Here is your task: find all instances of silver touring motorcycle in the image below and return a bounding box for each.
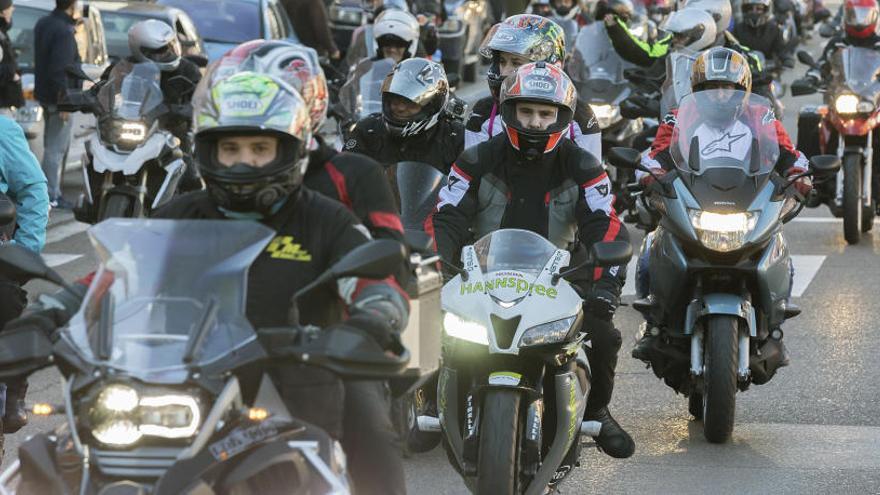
[0,219,409,494]
[609,90,839,443]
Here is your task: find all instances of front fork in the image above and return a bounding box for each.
[690,326,751,384]
[835,133,874,208]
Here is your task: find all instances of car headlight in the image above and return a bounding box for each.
[87,384,201,447]
[329,5,363,24]
[118,121,147,143]
[589,103,622,129]
[834,94,859,114]
[439,18,463,32]
[688,210,757,252]
[519,315,578,347]
[15,104,42,123]
[443,312,489,345]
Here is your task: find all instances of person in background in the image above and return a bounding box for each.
[281,0,341,61]
[0,0,25,116]
[0,112,49,433]
[34,0,81,209]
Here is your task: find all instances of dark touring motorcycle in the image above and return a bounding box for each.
[609,90,839,443]
[432,229,631,493]
[0,219,409,494]
[60,61,194,223]
[793,47,880,244]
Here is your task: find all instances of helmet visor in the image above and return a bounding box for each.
[142,40,181,65]
[845,5,879,29]
[479,20,563,63]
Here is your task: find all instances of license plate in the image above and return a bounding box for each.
[209,421,280,460]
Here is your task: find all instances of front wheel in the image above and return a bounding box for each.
[702,315,739,443]
[843,154,863,244]
[476,389,521,494]
[99,194,132,220]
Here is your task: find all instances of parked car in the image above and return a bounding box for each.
[86,1,206,62]
[152,0,299,60]
[9,0,109,161]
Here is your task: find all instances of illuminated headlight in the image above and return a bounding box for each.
[688,210,757,252]
[87,384,201,447]
[520,315,578,347]
[834,94,859,114]
[443,312,489,345]
[119,121,147,143]
[439,18,463,32]
[329,5,363,24]
[589,103,622,129]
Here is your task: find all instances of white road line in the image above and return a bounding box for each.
[45,221,89,245]
[792,216,880,224]
[621,254,826,298]
[43,254,84,268]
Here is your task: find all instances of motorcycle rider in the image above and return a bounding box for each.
[93,19,203,192]
[344,57,464,174]
[465,14,602,161]
[632,47,811,362]
[372,9,422,64]
[431,62,635,459]
[210,40,406,246]
[731,0,796,69]
[0,115,49,433]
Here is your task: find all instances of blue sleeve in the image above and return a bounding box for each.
[0,118,49,252]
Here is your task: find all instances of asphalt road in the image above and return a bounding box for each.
[3,30,880,495]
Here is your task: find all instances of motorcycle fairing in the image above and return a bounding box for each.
[88,131,172,175]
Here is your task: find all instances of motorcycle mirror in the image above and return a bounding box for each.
[818,23,835,38]
[790,78,818,97]
[814,9,831,23]
[688,135,701,172]
[607,147,644,171]
[809,154,841,176]
[797,50,818,68]
[0,244,71,290]
[64,64,94,83]
[591,241,633,267]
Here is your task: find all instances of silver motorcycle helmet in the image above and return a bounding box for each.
[381,58,449,137]
[685,0,732,37]
[661,8,717,51]
[128,19,182,72]
[742,0,772,27]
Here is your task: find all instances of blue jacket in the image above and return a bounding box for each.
[0,116,48,252]
[34,9,80,105]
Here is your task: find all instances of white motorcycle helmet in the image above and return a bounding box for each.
[661,8,717,51]
[372,9,420,60]
[128,19,182,72]
[685,0,732,37]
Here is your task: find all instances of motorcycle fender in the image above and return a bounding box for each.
[89,132,169,175]
[685,293,757,337]
[150,158,186,210]
[524,370,587,495]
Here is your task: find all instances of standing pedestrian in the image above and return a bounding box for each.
[280,0,341,61]
[0,0,25,117]
[34,0,80,209]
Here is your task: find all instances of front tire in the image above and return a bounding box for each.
[702,316,739,443]
[477,389,521,494]
[99,194,132,220]
[843,154,863,244]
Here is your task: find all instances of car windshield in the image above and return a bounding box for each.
[63,219,275,383]
[158,0,261,43]
[100,11,154,58]
[8,6,44,70]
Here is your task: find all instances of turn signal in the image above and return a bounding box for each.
[248,407,269,421]
[33,403,54,416]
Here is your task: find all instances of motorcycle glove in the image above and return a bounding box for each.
[346,311,404,354]
[584,287,620,322]
[3,307,72,341]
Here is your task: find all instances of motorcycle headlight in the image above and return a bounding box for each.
[87,384,202,447]
[519,315,578,347]
[118,121,147,143]
[329,5,363,24]
[834,94,859,114]
[589,103,622,129]
[688,210,757,252]
[443,312,489,346]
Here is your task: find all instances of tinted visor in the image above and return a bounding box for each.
[142,42,180,64]
[845,5,879,28]
[669,25,706,48]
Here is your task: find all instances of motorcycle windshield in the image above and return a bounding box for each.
[98,61,164,123]
[660,48,698,116]
[63,219,276,383]
[472,229,558,301]
[671,90,779,176]
[340,58,395,120]
[830,46,880,96]
[394,162,446,230]
[568,24,631,103]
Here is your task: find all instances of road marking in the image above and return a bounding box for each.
[43,254,83,268]
[621,254,825,298]
[792,216,880,224]
[45,221,89,245]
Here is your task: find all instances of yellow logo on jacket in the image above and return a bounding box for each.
[266,236,312,261]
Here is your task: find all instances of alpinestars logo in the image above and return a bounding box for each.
[447,174,461,190]
[701,132,747,156]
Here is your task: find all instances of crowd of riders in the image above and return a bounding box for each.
[1,0,878,491]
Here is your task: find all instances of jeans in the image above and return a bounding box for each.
[40,104,72,200]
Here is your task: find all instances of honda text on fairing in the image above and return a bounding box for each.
[793,47,880,244]
[422,229,631,493]
[0,219,410,494]
[609,90,839,443]
[60,61,194,222]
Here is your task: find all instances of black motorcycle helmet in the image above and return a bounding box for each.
[192,72,312,215]
[742,0,772,27]
[381,58,449,137]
